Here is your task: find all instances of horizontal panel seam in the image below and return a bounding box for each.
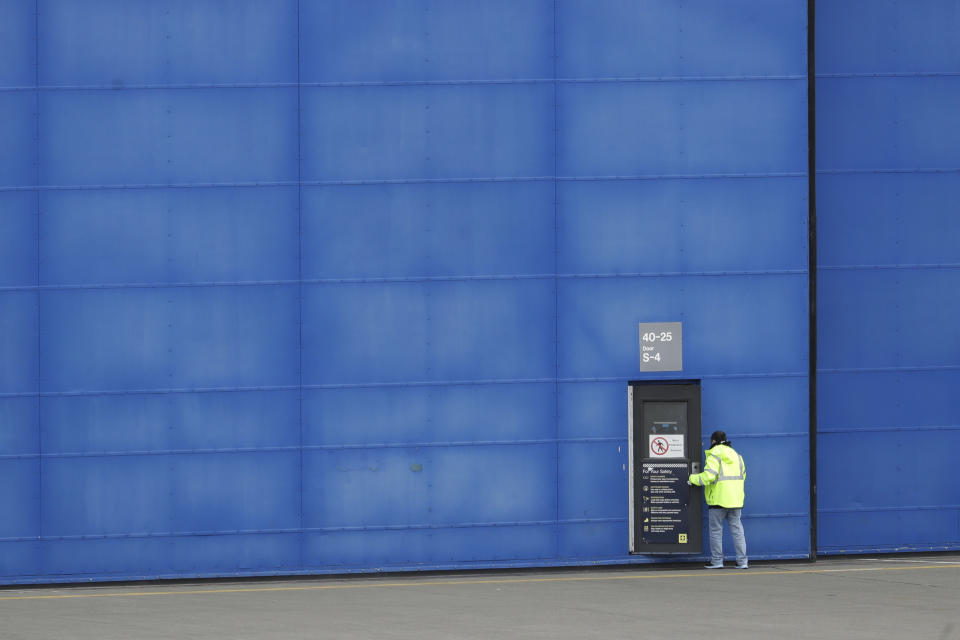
[0,521,597,542]
[0,270,809,292]
[0,432,808,459]
[0,513,807,542]
[0,438,623,459]
[0,75,807,92]
[818,365,960,374]
[0,172,808,192]
[819,264,960,271]
[728,432,806,439]
[818,72,960,79]
[0,373,809,399]
[820,505,960,514]
[817,168,960,176]
[819,425,960,434]
[818,544,960,554]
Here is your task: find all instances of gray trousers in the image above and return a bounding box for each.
[708,507,748,567]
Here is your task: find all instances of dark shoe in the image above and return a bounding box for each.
[736,564,749,570]
[704,563,724,569]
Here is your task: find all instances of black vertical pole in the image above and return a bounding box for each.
[807,0,818,562]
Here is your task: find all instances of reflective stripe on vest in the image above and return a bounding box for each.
[714,454,745,482]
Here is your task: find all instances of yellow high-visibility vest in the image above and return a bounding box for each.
[688,444,745,508]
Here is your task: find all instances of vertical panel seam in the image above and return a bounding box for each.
[35,0,42,543]
[296,0,304,569]
[807,0,818,562]
[553,0,561,559]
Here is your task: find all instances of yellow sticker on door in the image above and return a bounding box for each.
[679,534,688,544]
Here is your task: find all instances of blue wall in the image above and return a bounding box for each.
[816,0,960,554]
[3,1,811,584]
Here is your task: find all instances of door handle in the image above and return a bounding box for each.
[691,462,700,474]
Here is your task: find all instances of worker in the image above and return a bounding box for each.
[688,430,747,569]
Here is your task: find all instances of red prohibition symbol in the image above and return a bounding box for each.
[651,437,669,455]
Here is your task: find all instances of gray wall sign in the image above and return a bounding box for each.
[638,322,683,372]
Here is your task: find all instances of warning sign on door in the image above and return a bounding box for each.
[649,434,684,458]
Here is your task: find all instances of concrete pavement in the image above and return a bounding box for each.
[2,555,959,639]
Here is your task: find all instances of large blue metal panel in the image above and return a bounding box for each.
[40,88,298,186]
[166,533,299,575]
[817,77,960,172]
[0,459,38,539]
[818,0,960,74]
[42,391,299,454]
[819,428,959,552]
[0,0,35,87]
[303,444,556,528]
[40,538,172,577]
[558,275,808,378]
[301,84,554,181]
[704,379,811,556]
[43,534,298,579]
[819,173,960,267]
[304,383,556,447]
[819,509,960,553]
[819,270,960,370]
[817,0,960,555]
[0,397,37,455]
[738,434,808,518]
[819,371,960,553]
[559,81,806,176]
[408,525,558,564]
[303,280,556,385]
[820,370,960,431]
[2,0,817,584]
[306,530,421,567]
[42,455,174,536]
[819,430,955,513]
[302,182,555,280]
[301,0,553,83]
[0,192,37,287]
[559,0,807,78]
[737,516,809,557]
[559,521,625,559]
[305,525,557,568]
[558,441,625,521]
[558,178,807,275]
[729,463,810,551]
[40,188,298,286]
[0,541,39,578]
[0,31,37,520]
[39,0,297,86]
[702,377,809,437]
[40,286,299,392]
[43,452,299,537]
[558,382,630,440]
[0,291,38,394]
[167,452,300,533]
[0,93,37,187]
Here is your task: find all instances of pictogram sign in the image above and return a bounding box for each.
[649,434,684,458]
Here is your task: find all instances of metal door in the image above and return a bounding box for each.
[629,381,702,554]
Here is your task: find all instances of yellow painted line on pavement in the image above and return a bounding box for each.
[1,564,957,602]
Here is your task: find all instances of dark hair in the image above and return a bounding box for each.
[710,430,731,446]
